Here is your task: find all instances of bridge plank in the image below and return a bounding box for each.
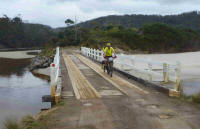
[63,53,101,99]
[63,54,81,100]
[76,54,149,95]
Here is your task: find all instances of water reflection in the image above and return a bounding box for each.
[0,57,50,128]
[0,58,30,77]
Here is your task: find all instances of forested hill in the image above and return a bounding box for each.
[0,16,55,49]
[78,11,200,32]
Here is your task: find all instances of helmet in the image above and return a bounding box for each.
[107,43,111,46]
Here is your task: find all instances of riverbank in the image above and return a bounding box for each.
[29,56,53,71]
[0,50,40,59]
[0,47,43,52]
[29,46,55,71]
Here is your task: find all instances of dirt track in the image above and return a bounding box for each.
[45,49,200,129]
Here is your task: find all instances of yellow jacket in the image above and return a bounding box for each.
[104,47,114,56]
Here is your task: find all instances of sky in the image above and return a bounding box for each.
[0,0,199,28]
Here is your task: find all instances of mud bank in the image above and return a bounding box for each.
[29,56,53,71]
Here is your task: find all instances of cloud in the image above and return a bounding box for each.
[0,0,199,28]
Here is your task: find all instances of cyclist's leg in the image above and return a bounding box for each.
[110,61,113,72]
[102,60,104,70]
[106,57,110,74]
[109,62,113,77]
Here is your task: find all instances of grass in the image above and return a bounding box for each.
[3,115,49,129]
[192,93,200,103]
[3,104,62,129]
[39,47,56,57]
[3,119,20,129]
[181,92,200,103]
[3,99,65,129]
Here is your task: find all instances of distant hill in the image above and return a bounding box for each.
[77,11,200,32]
[0,16,56,49]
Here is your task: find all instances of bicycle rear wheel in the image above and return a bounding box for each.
[109,62,113,77]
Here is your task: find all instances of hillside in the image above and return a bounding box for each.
[1,11,200,53]
[0,16,56,49]
[56,23,200,53]
[77,11,200,32]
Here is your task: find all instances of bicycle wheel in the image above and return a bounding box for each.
[110,62,113,77]
[107,66,110,75]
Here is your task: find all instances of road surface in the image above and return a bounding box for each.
[45,49,200,129]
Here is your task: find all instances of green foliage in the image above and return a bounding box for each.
[65,19,74,26]
[54,22,200,53]
[3,119,20,129]
[4,115,51,129]
[181,93,200,103]
[0,15,56,49]
[39,42,56,57]
[77,11,200,32]
[192,93,200,103]
[20,115,40,129]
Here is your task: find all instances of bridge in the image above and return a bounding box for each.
[48,47,200,129]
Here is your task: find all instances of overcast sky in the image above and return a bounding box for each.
[0,0,199,28]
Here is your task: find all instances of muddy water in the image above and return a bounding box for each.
[182,79,200,96]
[0,58,50,128]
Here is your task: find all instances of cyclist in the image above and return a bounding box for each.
[104,43,116,74]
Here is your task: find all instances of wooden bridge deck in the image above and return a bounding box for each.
[50,49,200,129]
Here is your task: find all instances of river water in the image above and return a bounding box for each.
[0,52,50,128]
[115,51,200,96]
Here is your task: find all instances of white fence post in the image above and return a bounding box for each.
[101,51,104,61]
[174,62,181,91]
[50,47,60,99]
[97,49,99,61]
[163,63,169,82]
[94,49,96,60]
[50,64,56,97]
[88,48,90,57]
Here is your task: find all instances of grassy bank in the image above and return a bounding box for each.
[39,44,56,57]
[181,93,200,103]
[3,102,64,129]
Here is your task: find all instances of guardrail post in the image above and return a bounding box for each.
[96,49,98,60]
[163,63,169,82]
[93,49,95,59]
[91,48,93,58]
[97,49,99,61]
[101,51,104,61]
[89,48,91,57]
[148,58,152,82]
[50,63,56,98]
[169,62,181,97]
[94,49,96,60]
[175,62,181,91]
[87,48,89,57]
[49,47,61,103]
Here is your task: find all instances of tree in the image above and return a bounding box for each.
[0,15,56,48]
[65,19,74,26]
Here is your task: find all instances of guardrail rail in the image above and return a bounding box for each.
[81,47,181,97]
[50,47,62,103]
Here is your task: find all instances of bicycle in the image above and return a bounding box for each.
[104,56,116,77]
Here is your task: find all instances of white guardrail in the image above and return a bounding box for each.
[50,47,62,103]
[81,47,181,91]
